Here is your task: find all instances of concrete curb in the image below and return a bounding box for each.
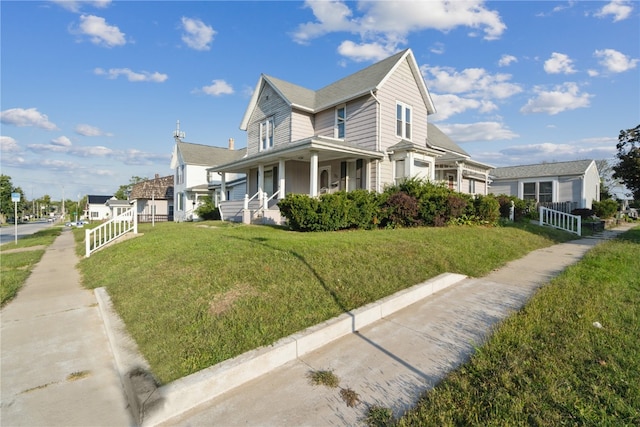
[138,272,467,426]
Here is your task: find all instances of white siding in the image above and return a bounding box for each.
[583,162,600,208]
[489,181,518,196]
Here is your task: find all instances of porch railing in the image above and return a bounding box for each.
[85,201,138,257]
[538,201,578,214]
[539,206,581,236]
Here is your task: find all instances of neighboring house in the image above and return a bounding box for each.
[170,138,245,222]
[489,159,601,210]
[210,48,491,223]
[129,174,174,222]
[106,198,132,218]
[87,195,112,221]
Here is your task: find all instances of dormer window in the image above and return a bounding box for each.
[260,117,275,151]
[396,102,412,140]
[335,105,346,139]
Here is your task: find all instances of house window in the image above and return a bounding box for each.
[469,179,476,194]
[176,165,184,185]
[91,211,98,218]
[395,159,406,184]
[396,102,412,140]
[539,181,553,203]
[260,117,275,151]
[335,105,346,139]
[523,181,553,203]
[523,182,536,201]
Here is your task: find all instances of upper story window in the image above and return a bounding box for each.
[176,165,184,185]
[260,117,275,151]
[335,105,346,139]
[396,102,412,140]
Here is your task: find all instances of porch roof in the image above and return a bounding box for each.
[210,136,385,173]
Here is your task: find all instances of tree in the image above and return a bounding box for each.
[612,124,640,201]
[114,176,147,200]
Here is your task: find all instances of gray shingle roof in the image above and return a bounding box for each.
[262,49,414,112]
[491,159,595,179]
[427,123,469,157]
[177,141,245,166]
[88,195,112,204]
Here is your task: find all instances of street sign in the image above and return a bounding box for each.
[11,192,20,202]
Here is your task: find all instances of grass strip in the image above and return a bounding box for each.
[0,250,46,306]
[78,221,575,384]
[397,227,640,426]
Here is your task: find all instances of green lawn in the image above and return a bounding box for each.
[78,221,576,384]
[396,227,640,426]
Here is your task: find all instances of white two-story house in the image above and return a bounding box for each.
[211,48,491,223]
[170,138,245,222]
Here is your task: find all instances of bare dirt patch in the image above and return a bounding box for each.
[209,283,258,316]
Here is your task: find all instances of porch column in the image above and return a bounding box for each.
[220,172,227,201]
[456,162,463,192]
[278,159,286,198]
[258,163,264,200]
[484,171,489,195]
[310,151,318,197]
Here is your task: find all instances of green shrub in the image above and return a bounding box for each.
[495,194,527,220]
[195,196,220,220]
[346,189,381,229]
[592,199,619,219]
[277,194,320,231]
[472,194,501,225]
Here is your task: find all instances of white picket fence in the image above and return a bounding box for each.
[85,201,138,257]
[539,206,581,236]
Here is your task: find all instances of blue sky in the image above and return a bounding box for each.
[1,0,638,201]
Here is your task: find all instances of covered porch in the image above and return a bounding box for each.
[212,136,384,224]
[435,155,492,196]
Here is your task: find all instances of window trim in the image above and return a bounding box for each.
[335,105,346,139]
[260,116,275,151]
[396,101,412,140]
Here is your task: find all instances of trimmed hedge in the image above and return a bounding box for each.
[278,178,502,232]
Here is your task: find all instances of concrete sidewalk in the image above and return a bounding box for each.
[1,223,635,427]
[1,229,134,426]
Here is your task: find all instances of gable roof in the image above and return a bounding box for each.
[173,141,245,167]
[87,195,112,205]
[491,159,596,180]
[240,48,435,130]
[427,123,469,157]
[129,175,174,200]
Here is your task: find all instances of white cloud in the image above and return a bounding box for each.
[498,54,517,67]
[337,41,396,62]
[594,0,633,22]
[27,143,69,153]
[594,49,639,73]
[437,122,519,142]
[292,0,506,61]
[520,82,592,115]
[0,108,58,131]
[75,14,126,47]
[180,17,215,51]
[51,136,72,147]
[198,80,234,96]
[424,65,522,99]
[544,52,576,74]
[94,67,168,82]
[0,136,20,152]
[52,0,111,13]
[430,94,497,121]
[75,124,112,137]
